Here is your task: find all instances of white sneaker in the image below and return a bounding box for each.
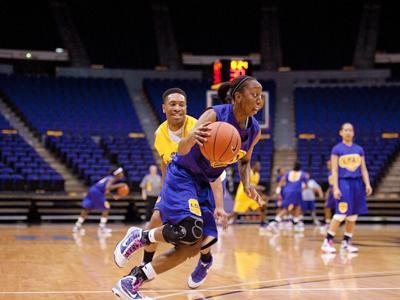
[340,240,358,253]
[321,239,336,253]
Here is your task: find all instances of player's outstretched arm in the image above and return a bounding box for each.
[210,176,228,229]
[238,130,264,206]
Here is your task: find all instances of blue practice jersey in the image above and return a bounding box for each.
[284,171,307,194]
[91,175,114,194]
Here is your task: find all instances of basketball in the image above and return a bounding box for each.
[200,121,241,164]
[117,184,130,197]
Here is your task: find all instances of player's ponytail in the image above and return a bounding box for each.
[217,82,232,104]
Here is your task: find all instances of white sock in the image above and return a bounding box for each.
[148,229,157,243]
[142,263,157,280]
[76,216,85,227]
[99,217,107,228]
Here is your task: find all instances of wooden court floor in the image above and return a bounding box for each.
[1,223,399,299]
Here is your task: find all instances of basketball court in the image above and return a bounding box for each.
[1,224,399,299]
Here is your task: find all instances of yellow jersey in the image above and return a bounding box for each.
[154,115,197,165]
[234,170,261,212]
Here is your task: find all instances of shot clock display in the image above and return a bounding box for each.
[212,59,252,86]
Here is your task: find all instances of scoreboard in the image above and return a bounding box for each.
[212,59,252,86]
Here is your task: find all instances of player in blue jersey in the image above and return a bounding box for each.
[268,162,307,232]
[112,76,264,300]
[321,123,372,253]
[72,167,125,234]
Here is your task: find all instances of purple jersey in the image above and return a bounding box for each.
[174,104,260,186]
[284,171,307,194]
[92,175,113,194]
[331,142,364,178]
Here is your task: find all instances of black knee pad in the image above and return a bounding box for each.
[162,217,203,245]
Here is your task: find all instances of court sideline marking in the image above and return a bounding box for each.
[0,270,399,296]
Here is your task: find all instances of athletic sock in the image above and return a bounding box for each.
[326,230,335,242]
[343,232,352,243]
[99,217,107,228]
[143,250,155,264]
[75,216,84,227]
[200,252,212,263]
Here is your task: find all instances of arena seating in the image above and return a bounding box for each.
[0,74,154,189]
[0,75,141,135]
[101,136,155,189]
[45,136,112,186]
[0,115,64,191]
[295,86,400,187]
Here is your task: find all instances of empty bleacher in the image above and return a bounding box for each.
[0,114,63,191]
[0,74,155,190]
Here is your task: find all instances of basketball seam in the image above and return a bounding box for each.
[218,127,235,162]
[213,122,222,163]
[201,134,211,159]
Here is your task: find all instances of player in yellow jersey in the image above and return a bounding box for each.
[229,161,266,226]
[138,88,217,289]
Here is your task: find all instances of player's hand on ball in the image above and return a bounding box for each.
[190,122,212,147]
[333,188,342,200]
[214,207,228,230]
[366,185,373,196]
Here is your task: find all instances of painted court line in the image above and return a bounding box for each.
[1,287,400,295]
[1,271,399,296]
[153,270,400,299]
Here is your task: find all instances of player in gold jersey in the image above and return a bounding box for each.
[229,161,266,226]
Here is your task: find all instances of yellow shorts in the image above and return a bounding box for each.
[233,192,260,213]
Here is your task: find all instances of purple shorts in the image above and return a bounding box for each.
[336,178,367,216]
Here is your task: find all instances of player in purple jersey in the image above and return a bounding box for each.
[321,123,372,253]
[268,162,307,232]
[112,76,264,300]
[72,167,125,234]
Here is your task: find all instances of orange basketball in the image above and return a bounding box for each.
[117,183,129,197]
[200,121,241,164]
